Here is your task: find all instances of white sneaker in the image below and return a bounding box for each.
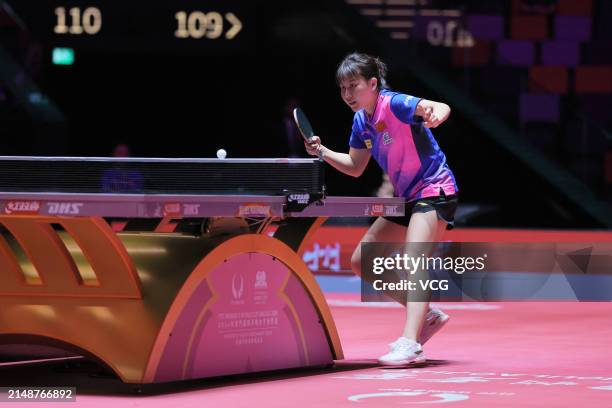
[378,337,426,366]
[418,307,449,345]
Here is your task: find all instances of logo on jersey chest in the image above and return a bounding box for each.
[382,132,393,145]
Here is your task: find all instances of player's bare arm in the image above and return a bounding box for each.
[305,137,371,177]
[415,99,451,129]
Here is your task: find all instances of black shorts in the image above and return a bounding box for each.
[382,192,459,229]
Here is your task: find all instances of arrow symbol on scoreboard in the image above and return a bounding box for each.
[225,13,242,39]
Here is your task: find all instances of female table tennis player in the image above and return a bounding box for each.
[304,52,458,365]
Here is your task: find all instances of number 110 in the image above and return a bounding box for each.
[54,7,102,35]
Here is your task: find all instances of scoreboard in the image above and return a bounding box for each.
[7,0,256,55]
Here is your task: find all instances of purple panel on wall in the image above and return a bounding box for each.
[467,15,504,40]
[555,16,592,41]
[497,41,535,66]
[520,93,560,123]
[541,41,580,66]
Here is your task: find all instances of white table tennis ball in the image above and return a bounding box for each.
[216,149,227,159]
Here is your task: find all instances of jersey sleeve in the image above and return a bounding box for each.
[390,93,423,125]
[348,117,367,149]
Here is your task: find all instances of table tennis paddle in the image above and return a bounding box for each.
[293,108,315,142]
[293,107,323,160]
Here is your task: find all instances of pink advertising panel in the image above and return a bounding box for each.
[154,253,333,382]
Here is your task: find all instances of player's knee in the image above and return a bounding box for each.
[352,235,377,275]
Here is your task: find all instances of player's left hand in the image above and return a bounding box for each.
[423,106,441,128]
[416,100,450,128]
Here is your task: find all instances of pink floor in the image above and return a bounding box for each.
[2,294,612,407]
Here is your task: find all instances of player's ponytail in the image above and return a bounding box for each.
[336,52,389,90]
[373,57,388,89]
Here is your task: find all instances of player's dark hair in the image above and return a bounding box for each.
[336,52,388,90]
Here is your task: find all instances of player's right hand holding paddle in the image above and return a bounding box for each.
[293,107,324,159]
[304,136,322,157]
[293,106,370,177]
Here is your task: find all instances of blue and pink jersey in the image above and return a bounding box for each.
[349,89,458,201]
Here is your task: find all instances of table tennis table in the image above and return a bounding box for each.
[0,157,405,384]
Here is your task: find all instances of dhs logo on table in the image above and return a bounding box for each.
[47,202,84,215]
[384,205,400,216]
